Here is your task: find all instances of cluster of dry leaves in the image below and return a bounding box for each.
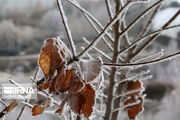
[0,38,144,120]
[33,38,103,119]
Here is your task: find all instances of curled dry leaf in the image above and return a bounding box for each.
[39,38,66,78]
[6,100,18,112]
[32,105,44,116]
[80,58,102,82]
[32,99,51,116]
[124,96,143,120]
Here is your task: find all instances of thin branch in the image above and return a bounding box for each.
[17,67,39,120]
[113,88,143,99]
[67,0,114,42]
[138,4,161,38]
[104,51,180,67]
[114,70,150,84]
[118,24,180,55]
[0,99,7,107]
[112,100,140,113]
[132,9,180,58]
[105,0,113,20]
[77,1,132,58]
[118,0,163,37]
[82,37,112,60]
[56,0,76,57]
[0,100,18,118]
[16,104,26,120]
[83,14,113,51]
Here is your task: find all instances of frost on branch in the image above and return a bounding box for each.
[37,37,103,120]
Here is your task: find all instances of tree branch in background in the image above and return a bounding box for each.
[104,51,180,67]
[56,0,76,58]
[105,0,113,20]
[77,1,131,58]
[132,9,180,59]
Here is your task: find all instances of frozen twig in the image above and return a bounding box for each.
[67,0,114,43]
[104,51,180,67]
[105,0,113,20]
[77,1,132,58]
[138,4,161,38]
[132,9,180,58]
[83,37,111,60]
[112,100,140,113]
[16,67,40,120]
[131,49,164,63]
[113,88,143,99]
[115,70,150,84]
[0,99,7,107]
[56,0,76,57]
[119,0,163,37]
[83,14,113,51]
[118,24,180,55]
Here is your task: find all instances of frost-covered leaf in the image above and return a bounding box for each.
[69,92,86,114]
[80,58,102,82]
[81,84,95,118]
[32,99,51,116]
[124,96,143,120]
[39,38,66,78]
[32,105,44,116]
[125,80,143,96]
[57,68,75,92]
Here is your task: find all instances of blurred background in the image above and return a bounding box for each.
[0,0,180,120]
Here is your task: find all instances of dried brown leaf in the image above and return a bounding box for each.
[6,100,18,112]
[57,68,75,92]
[32,105,44,116]
[69,92,86,114]
[81,84,95,118]
[124,96,143,120]
[39,38,65,78]
[125,80,142,96]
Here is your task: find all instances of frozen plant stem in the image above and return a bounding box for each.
[132,9,180,59]
[104,0,120,120]
[103,51,180,67]
[118,24,180,55]
[16,67,39,120]
[77,1,131,58]
[56,0,76,58]
[105,0,113,20]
